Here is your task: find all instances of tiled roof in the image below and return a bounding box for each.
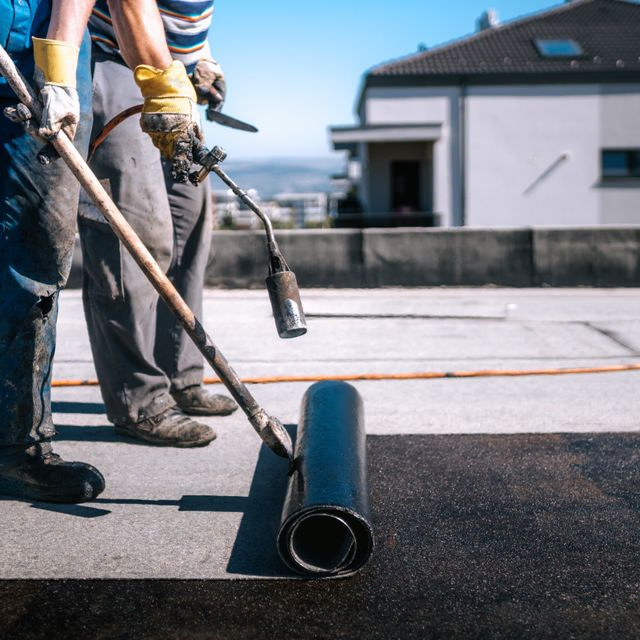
[369,0,640,79]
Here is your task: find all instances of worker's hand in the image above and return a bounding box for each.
[32,37,80,140]
[134,60,202,183]
[192,57,226,115]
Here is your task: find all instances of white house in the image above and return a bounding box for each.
[330,0,640,228]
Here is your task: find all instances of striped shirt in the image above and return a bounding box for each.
[89,0,215,72]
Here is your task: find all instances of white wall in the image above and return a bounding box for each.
[466,85,600,227]
[600,84,640,146]
[365,87,451,124]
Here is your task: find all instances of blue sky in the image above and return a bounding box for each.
[202,0,573,159]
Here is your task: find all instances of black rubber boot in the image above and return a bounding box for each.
[172,385,237,417]
[0,449,105,504]
[115,406,217,447]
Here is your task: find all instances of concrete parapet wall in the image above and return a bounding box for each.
[532,227,640,287]
[206,229,365,288]
[69,227,640,289]
[362,228,533,287]
[204,227,640,288]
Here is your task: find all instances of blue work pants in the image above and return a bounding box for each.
[0,33,92,462]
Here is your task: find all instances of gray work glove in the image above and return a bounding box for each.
[36,84,80,139]
[32,37,80,140]
[192,57,226,117]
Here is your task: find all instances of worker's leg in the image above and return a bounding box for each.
[78,56,215,445]
[0,33,104,502]
[155,171,210,391]
[155,167,236,416]
[79,55,175,425]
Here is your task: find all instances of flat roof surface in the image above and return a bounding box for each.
[2,287,640,637]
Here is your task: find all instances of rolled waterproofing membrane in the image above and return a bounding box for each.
[277,381,374,576]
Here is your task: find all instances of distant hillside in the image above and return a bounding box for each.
[209,156,345,199]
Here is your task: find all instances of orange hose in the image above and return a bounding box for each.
[51,362,640,388]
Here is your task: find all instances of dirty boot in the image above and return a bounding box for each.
[114,406,217,447]
[172,385,237,417]
[0,445,105,504]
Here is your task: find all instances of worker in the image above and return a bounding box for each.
[0,0,204,503]
[77,0,237,449]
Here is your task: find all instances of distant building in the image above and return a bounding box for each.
[212,189,258,229]
[211,189,321,229]
[272,193,329,227]
[330,0,640,228]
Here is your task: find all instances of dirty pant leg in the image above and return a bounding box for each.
[78,56,175,426]
[0,34,92,459]
[155,167,213,392]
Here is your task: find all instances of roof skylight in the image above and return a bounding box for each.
[535,38,584,58]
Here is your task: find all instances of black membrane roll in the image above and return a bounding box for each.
[277,381,374,576]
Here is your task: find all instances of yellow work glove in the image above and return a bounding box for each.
[32,37,80,139]
[134,60,202,183]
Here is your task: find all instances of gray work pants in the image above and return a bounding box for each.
[78,55,212,426]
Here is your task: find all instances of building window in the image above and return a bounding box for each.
[534,38,583,58]
[601,149,640,179]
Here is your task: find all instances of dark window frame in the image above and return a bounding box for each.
[601,149,640,180]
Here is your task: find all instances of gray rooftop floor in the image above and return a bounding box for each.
[2,287,640,580]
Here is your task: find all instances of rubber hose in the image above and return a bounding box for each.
[278,380,374,577]
[51,362,640,388]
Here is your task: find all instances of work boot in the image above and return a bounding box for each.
[114,406,217,447]
[0,446,105,504]
[172,385,237,417]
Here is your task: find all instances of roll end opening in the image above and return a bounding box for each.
[288,513,357,574]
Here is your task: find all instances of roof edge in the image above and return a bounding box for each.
[355,68,640,115]
[366,69,640,87]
